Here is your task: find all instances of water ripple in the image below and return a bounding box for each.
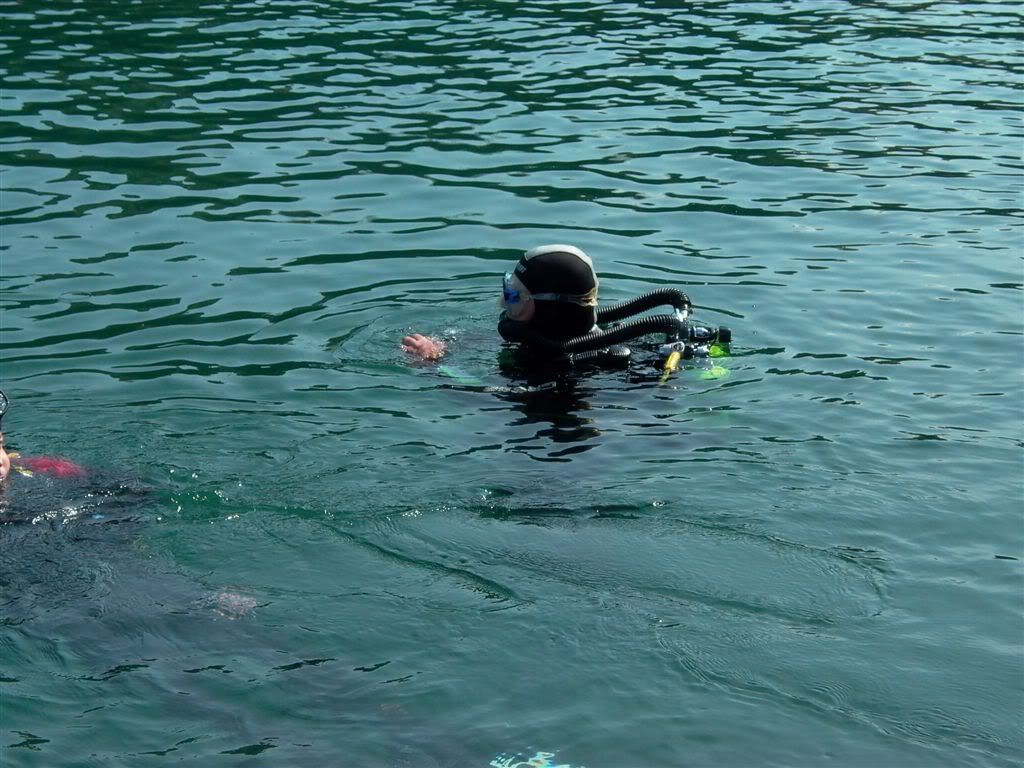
[3,1,1022,766]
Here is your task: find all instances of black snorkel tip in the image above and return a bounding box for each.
[0,389,8,429]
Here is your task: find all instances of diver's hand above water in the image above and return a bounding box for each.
[401,334,447,360]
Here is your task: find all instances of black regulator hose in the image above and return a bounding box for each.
[596,288,690,324]
[499,313,685,356]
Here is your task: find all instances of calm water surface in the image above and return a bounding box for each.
[1,1,1022,766]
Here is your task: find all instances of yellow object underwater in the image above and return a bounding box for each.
[700,364,730,380]
[660,344,730,384]
[5,451,33,477]
[703,345,730,378]
[659,349,682,384]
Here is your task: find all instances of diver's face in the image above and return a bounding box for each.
[0,433,9,482]
[506,295,535,322]
[500,272,535,321]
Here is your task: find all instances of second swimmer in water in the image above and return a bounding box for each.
[402,244,728,366]
[0,390,87,485]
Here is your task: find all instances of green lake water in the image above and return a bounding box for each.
[1,1,1022,766]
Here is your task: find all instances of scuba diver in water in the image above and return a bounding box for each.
[402,244,730,372]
